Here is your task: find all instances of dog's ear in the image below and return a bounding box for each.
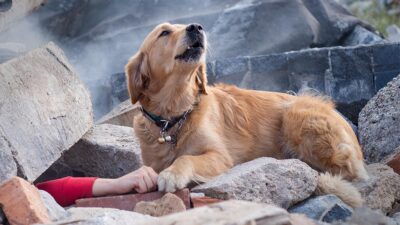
[196,63,208,95]
[125,52,149,104]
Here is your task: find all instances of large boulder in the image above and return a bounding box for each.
[37,124,142,181]
[354,163,400,214]
[0,42,93,183]
[359,74,400,163]
[192,157,318,209]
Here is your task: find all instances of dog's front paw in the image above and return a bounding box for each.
[157,167,191,193]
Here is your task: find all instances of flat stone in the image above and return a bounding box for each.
[134,193,186,217]
[191,196,224,208]
[39,124,142,180]
[358,74,400,163]
[39,190,69,222]
[136,200,291,225]
[382,146,400,175]
[289,195,352,223]
[192,157,318,209]
[75,189,190,211]
[0,42,93,183]
[41,207,157,225]
[354,163,400,214]
[97,100,140,128]
[0,177,50,225]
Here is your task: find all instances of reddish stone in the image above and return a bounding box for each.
[386,152,400,175]
[191,196,224,208]
[75,189,190,210]
[0,177,50,225]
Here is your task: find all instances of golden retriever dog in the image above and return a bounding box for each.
[125,23,368,207]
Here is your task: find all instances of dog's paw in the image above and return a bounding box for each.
[157,168,191,193]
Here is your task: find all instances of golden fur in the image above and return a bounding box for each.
[125,23,368,207]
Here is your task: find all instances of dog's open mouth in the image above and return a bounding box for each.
[175,41,204,62]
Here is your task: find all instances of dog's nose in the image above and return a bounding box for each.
[186,23,203,33]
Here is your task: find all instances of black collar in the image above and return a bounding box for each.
[140,107,192,132]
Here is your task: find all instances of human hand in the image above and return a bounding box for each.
[92,166,158,196]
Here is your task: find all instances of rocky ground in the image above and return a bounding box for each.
[0,0,400,225]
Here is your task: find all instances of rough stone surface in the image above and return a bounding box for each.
[192,157,318,209]
[136,200,291,225]
[39,190,69,222]
[0,42,93,183]
[359,74,400,163]
[0,177,50,225]
[387,24,400,42]
[334,206,398,225]
[354,163,400,214]
[0,0,45,32]
[134,193,186,217]
[97,100,139,128]
[38,124,142,181]
[191,197,224,208]
[41,207,157,225]
[76,189,190,211]
[289,195,352,223]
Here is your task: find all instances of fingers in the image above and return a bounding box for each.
[135,177,147,193]
[133,166,158,193]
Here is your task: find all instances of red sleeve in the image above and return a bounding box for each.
[36,177,97,207]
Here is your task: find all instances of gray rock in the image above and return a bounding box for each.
[97,100,140,128]
[387,24,400,42]
[39,124,143,180]
[39,190,69,222]
[334,206,398,225]
[289,195,353,223]
[192,157,318,209]
[0,42,93,183]
[354,163,400,214]
[41,207,157,225]
[0,133,17,185]
[136,200,291,225]
[342,25,385,46]
[358,74,400,163]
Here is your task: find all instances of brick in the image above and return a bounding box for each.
[134,193,186,216]
[0,177,50,225]
[191,196,224,208]
[75,189,190,211]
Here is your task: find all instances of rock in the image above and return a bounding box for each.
[136,200,291,225]
[334,206,398,225]
[76,189,190,211]
[0,0,45,32]
[289,214,320,225]
[0,42,26,63]
[192,157,318,209]
[354,163,400,214]
[342,25,385,46]
[358,74,400,163]
[39,190,69,222]
[0,177,50,225]
[41,207,157,225]
[382,146,400,175]
[134,193,186,217]
[97,100,139,128]
[289,195,352,223]
[191,196,224,208]
[0,42,93,183]
[38,124,142,180]
[387,24,400,42]
[0,134,17,185]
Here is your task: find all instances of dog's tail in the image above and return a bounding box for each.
[315,172,363,208]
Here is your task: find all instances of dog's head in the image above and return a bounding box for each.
[125,23,208,104]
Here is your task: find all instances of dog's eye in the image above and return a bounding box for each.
[159,30,171,37]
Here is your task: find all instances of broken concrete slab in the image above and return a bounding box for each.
[97,100,139,128]
[38,124,142,181]
[0,42,93,183]
[192,157,318,209]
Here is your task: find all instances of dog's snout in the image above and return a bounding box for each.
[186,23,203,33]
